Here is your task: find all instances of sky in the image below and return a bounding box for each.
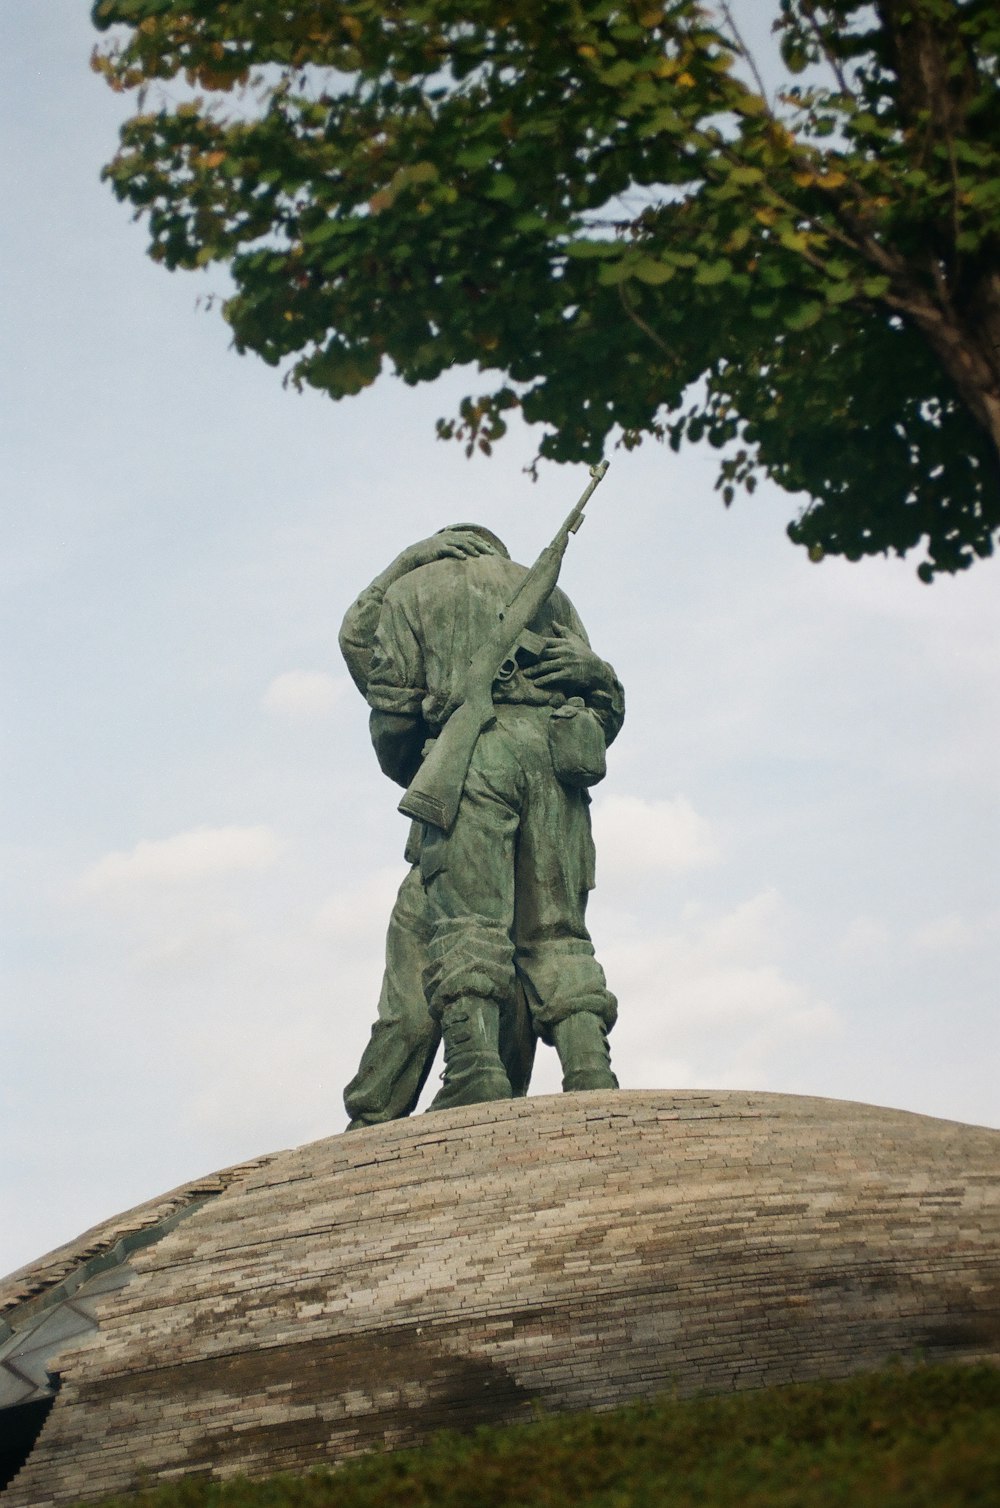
[2,4,998,1282]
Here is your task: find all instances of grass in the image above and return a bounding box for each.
[90,1363,1000,1508]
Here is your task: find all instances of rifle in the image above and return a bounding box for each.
[398,460,609,832]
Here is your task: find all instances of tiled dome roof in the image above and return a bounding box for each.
[3,1090,999,1505]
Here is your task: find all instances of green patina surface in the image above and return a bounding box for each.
[341,491,625,1124]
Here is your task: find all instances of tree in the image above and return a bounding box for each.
[91,0,1000,578]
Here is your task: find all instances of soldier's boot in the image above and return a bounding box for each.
[429,999,513,1111]
[550,1012,619,1093]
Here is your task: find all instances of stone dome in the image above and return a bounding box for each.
[3,1090,999,1506]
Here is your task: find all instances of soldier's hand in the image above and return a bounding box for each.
[523,624,613,696]
[397,529,495,572]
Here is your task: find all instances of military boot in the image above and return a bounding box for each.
[428,999,513,1111]
[550,1012,618,1093]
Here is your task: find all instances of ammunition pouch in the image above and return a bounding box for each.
[548,697,607,788]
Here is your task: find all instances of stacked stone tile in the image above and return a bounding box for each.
[0,1157,275,1325]
[4,1090,999,1506]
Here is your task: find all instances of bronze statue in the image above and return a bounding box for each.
[342,468,623,1117]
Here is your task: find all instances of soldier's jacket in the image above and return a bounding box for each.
[339,580,387,696]
[364,553,624,788]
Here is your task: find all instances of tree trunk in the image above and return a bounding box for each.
[906,275,1000,468]
[872,3,1000,469]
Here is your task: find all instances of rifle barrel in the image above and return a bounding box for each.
[565,459,609,535]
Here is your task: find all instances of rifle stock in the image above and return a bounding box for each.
[398,461,609,832]
[397,694,494,830]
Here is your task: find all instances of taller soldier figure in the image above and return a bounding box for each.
[364,522,623,1110]
[340,528,536,1128]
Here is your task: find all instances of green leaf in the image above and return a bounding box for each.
[599,59,641,87]
[732,91,768,116]
[783,300,824,330]
[486,173,517,201]
[693,257,733,285]
[514,212,551,232]
[596,258,636,286]
[564,239,622,259]
[633,257,675,284]
[727,165,765,185]
[638,107,687,137]
[455,143,497,170]
[302,219,340,245]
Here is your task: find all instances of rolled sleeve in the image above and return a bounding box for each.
[366,585,426,719]
[339,587,386,695]
[589,669,625,746]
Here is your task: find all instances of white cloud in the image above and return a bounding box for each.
[313,866,405,946]
[591,793,719,879]
[602,888,839,1094]
[679,887,788,963]
[182,1009,344,1144]
[840,915,892,956]
[262,670,346,719]
[911,913,982,952]
[81,825,282,894]
[130,907,252,976]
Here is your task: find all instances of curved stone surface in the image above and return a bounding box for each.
[4,1090,999,1506]
[0,1156,276,1325]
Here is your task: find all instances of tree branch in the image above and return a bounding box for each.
[717,3,772,113]
[617,280,675,361]
[800,3,859,103]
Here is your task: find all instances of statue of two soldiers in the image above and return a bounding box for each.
[340,473,623,1124]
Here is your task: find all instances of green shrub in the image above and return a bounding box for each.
[89,1364,1000,1508]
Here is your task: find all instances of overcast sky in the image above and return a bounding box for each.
[3,4,998,1282]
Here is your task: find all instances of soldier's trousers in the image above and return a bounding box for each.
[420,704,617,1035]
[342,865,535,1125]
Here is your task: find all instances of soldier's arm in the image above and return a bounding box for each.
[585,659,625,746]
[366,584,429,787]
[339,588,387,695]
[339,530,494,695]
[527,592,625,745]
[369,710,425,788]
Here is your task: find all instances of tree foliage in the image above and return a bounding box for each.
[92,1,1000,577]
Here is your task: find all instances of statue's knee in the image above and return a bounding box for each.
[424,917,515,1014]
[519,941,617,1033]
